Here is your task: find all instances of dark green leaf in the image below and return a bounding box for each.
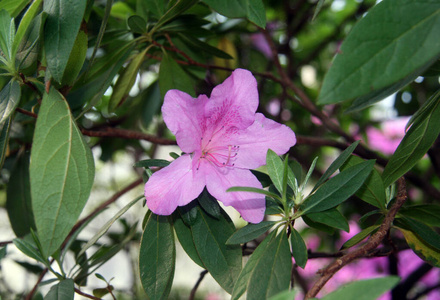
[136,0,165,20]
[134,159,171,168]
[198,189,221,219]
[139,214,175,300]
[266,149,284,194]
[30,89,95,257]
[191,206,241,293]
[305,208,349,232]
[177,34,233,59]
[318,0,440,105]
[44,0,87,83]
[159,52,195,98]
[312,141,360,192]
[247,231,292,299]
[0,116,11,170]
[127,15,147,34]
[302,215,335,235]
[226,221,275,245]
[290,227,307,269]
[341,225,379,249]
[152,0,198,33]
[202,0,266,28]
[400,228,440,268]
[0,10,14,64]
[14,260,44,275]
[399,204,440,228]
[382,91,440,187]
[0,246,6,261]
[6,152,35,237]
[321,277,400,300]
[251,170,272,188]
[231,230,277,300]
[178,202,199,226]
[45,279,74,300]
[341,155,386,209]
[300,160,375,214]
[0,80,20,124]
[227,186,282,202]
[172,212,204,267]
[400,217,440,251]
[108,47,148,112]
[13,238,48,265]
[269,290,297,300]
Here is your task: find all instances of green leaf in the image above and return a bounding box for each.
[321,277,400,300]
[0,0,29,17]
[341,155,386,209]
[198,189,221,219]
[399,217,440,251]
[152,0,198,33]
[290,227,307,269]
[382,91,440,187]
[399,204,440,227]
[318,0,440,105]
[108,47,148,112]
[44,0,87,83]
[231,230,277,300]
[159,52,195,98]
[136,0,165,20]
[300,160,375,214]
[177,33,233,59]
[304,208,349,232]
[0,9,15,65]
[247,231,292,299]
[0,80,20,124]
[134,159,171,168]
[400,228,440,268]
[172,212,204,267]
[269,290,297,300]
[6,152,36,237]
[0,246,6,261]
[78,196,143,256]
[226,221,275,245]
[191,206,241,294]
[139,214,175,300]
[312,141,360,193]
[30,89,95,257]
[341,225,380,249]
[227,186,282,202]
[266,149,284,194]
[13,238,48,266]
[0,116,11,170]
[11,0,43,60]
[302,215,335,235]
[127,15,147,34]
[202,0,266,28]
[45,279,74,300]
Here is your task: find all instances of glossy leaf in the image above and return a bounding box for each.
[44,0,87,83]
[0,80,20,124]
[341,225,380,249]
[134,159,171,168]
[231,230,277,300]
[269,290,297,300]
[139,214,175,300]
[400,217,440,251]
[198,189,221,219]
[382,91,440,187]
[341,155,386,209]
[13,238,48,266]
[318,0,440,105]
[302,215,335,235]
[45,279,74,300]
[159,52,195,98]
[202,0,266,28]
[290,227,307,269]
[300,160,375,214]
[0,9,14,64]
[6,152,35,237]
[400,228,440,268]
[305,208,349,232]
[399,204,440,227]
[227,186,282,202]
[152,0,198,32]
[172,212,204,267]
[246,231,292,299]
[312,141,360,192]
[127,15,147,34]
[266,149,285,194]
[0,116,11,170]
[191,206,241,294]
[30,89,95,257]
[321,277,400,300]
[226,221,275,245]
[108,47,148,112]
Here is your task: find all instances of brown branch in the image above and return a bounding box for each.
[189,270,208,300]
[305,177,408,299]
[15,107,38,119]
[75,288,102,300]
[81,127,177,145]
[0,240,13,247]
[25,268,49,300]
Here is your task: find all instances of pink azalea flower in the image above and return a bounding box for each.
[144,69,296,223]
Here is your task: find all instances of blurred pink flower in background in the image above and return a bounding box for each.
[366,116,411,155]
[295,220,440,299]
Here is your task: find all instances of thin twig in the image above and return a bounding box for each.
[0,240,13,247]
[75,287,102,300]
[80,127,177,145]
[189,270,208,300]
[25,268,49,300]
[15,107,38,119]
[305,177,408,299]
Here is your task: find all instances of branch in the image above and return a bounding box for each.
[189,270,208,300]
[81,127,177,145]
[75,287,102,300]
[0,240,13,247]
[305,177,408,299]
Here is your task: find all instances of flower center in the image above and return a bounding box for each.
[196,134,239,170]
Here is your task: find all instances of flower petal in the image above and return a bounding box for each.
[162,90,208,153]
[144,154,206,215]
[230,113,296,169]
[205,69,258,134]
[204,166,265,223]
